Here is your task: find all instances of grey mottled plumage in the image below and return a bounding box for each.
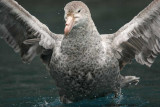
[0,0,160,103]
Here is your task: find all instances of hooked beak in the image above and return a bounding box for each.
[64,15,74,36]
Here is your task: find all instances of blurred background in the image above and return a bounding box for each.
[0,0,160,106]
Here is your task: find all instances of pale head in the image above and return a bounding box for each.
[64,1,91,35]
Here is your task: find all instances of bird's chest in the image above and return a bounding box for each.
[60,37,104,69]
[51,36,107,74]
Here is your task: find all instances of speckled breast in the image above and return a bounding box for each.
[49,38,121,101]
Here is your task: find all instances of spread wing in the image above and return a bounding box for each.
[0,0,63,65]
[112,0,160,69]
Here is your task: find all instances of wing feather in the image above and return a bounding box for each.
[0,0,63,65]
[112,0,160,68]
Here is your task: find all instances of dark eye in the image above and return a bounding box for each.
[77,9,81,13]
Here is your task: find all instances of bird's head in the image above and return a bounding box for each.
[64,1,91,35]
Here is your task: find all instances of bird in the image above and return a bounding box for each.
[0,0,160,104]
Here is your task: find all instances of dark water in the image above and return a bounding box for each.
[0,0,160,106]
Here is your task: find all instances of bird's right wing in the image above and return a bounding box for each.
[0,0,63,64]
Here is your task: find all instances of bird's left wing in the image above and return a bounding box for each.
[0,0,63,64]
[112,0,160,69]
